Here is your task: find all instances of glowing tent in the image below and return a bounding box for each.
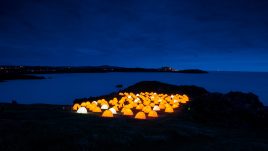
[77,107,87,114]
[101,104,109,110]
[86,104,92,110]
[73,92,190,120]
[72,103,80,111]
[165,107,174,113]
[136,104,144,110]
[135,111,146,120]
[92,107,102,113]
[109,108,117,114]
[172,103,179,109]
[142,106,152,113]
[122,108,134,116]
[148,110,158,118]
[159,103,165,110]
[89,104,97,111]
[112,106,119,111]
[102,110,114,118]
[153,105,160,111]
[92,101,98,105]
[80,102,87,107]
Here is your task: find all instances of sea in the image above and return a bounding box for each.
[0,71,267,105]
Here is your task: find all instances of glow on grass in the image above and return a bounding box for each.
[73,92,190,119]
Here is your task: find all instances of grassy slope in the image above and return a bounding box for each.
[0,104,267,151]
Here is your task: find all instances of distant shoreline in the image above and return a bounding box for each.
[0,74,45,82]
[0,65,208,75]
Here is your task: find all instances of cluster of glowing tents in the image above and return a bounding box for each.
[73,92,189,120]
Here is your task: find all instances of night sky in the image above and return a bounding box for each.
[0,0,268,71]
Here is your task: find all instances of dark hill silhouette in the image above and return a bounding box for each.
[74,81,266,127]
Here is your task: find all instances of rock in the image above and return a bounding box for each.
[185,91,265,126]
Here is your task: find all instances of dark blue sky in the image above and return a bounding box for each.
[0,0,268,71]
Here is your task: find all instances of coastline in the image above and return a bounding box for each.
[0,65,208,75]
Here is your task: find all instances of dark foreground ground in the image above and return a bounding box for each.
[0,104,267,151]
[1,81,268,151]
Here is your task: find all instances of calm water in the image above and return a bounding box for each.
[0,72,268,105]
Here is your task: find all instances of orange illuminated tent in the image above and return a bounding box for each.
[148,110,158,118]
[102,110,113,118]
[73,103,80,111]
[73,92,190,119]
[135,111,146,120]
[122,108,134,116]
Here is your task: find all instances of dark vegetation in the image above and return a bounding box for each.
[1,81,267,150]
